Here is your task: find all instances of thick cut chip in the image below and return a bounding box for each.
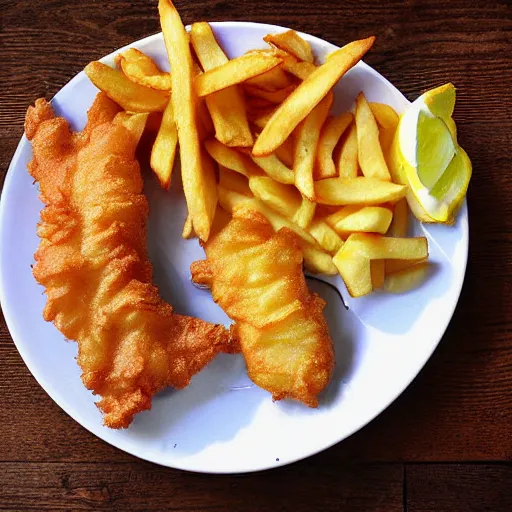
[369,102,399,152]
[248,176,301,218]
[195,52,282,97]
[264,30,314,63]
[191,22,253,147]
[326,205,393,235]
[316,113,353,179]
[251,153,295,184]
[387,198,409,237]
[218,187,336,274]
[370,260,385,289]
[113,111,149,143]
[308,221,344,254]
[293,197,316,229]
[355,92,391,180]
[253,36,375,156]
[333,233,428,297]
[279,52,317,80]
[385,257,427,275]
[219,166,252,196]
[294,93,333,200]
[150,100,177,190]
[85,62,169,112]
[336,122,359,179]
[159,0,216,241]
[205,139,262,177]
[301,244,338,275]
[245,66,292,91]
[274,137,295,168]
[117,48,172,91]
[182,214,195,239]
[345,233,428,260]
[315,177,407,205]
[245,84,296,104]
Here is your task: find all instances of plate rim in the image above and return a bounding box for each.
[0,21,469,474]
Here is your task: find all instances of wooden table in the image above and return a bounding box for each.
[1,0,511,510]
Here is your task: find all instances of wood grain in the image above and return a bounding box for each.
[1,0,511,509]
[0,462,404,511]
[407,464,512,512]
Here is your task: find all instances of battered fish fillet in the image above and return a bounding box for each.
[191,208,335,406]
[26,94,236,428]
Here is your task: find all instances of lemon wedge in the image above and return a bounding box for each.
[389,83,471,224]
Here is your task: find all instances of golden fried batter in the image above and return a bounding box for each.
[191,208,335,406]
[26,94,235,428]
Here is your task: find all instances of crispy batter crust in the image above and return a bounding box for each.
[191,208,335,406]
[26,94,236,428]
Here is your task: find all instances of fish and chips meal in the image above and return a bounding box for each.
[24,0,471,427]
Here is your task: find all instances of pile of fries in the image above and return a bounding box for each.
[84,0,429,298]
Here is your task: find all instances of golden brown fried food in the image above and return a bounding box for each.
[26,94,236,428]
[191,208,335,406]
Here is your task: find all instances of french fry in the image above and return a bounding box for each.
[385,257,427,275]
[245,66,292,91]
[294,93,333,199]
[293,196,316,228]
[315,177,407,206]
[217,185,253,213]
[308,220,344,254]
[316,112,353,179]
[346,233,428,260]
[182,214,195,239]
[384,262,430,293]
[333,242,372,297]
[150,100,178,190]
[218,187,336,274]
[253,36,375,156]
[369,102,399,152]
[159,0,216,241]
[114,112,149,144]
[245,84,296,104]
[85,61,169,112]
[191,22,253,147]
[301,243,338,275]
[369,102,399,129]
[264,30,314,63]
[218,187,314,243]
[137,111,163,160]
[333,233,428,297]
[251,153,295,184]
[336,122,359,179]
[248,176,301,218]
[387,198,409,237]
[370,260,385,289]
[195,52,282,97]
[274,137,295,168]
[355,92,391,180]
[279,52,317,80]
[326,205,393,235]
[219,166,252,196]
[204,138,262,177]
[117,48,172,91]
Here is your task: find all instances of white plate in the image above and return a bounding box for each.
[0,22,468,473]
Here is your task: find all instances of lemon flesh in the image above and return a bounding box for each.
[389,83,471,224]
